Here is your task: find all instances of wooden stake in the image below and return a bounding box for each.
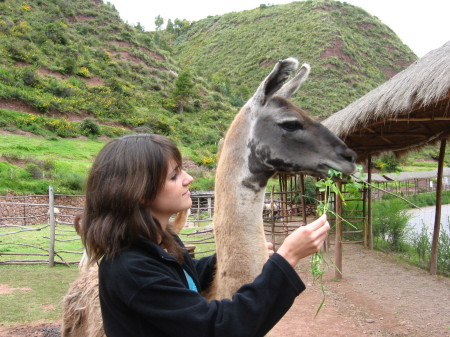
[367,155,373,250]
[48,186,55,267]
[430,139,446,275]
[334,182,343,279]
[300,174,307,226]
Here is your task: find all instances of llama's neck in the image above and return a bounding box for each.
[214,111,270,232]
[211,112,272,299]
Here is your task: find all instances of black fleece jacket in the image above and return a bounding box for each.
[99,236,306,337]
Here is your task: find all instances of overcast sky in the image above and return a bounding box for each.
[106,0,450,57]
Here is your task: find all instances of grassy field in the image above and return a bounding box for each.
[0,133,218,194]
[0,223,83,265]
[0,133,106,195]
[0,264,80,324]
[0,133,105,170]
[0,217,215,325]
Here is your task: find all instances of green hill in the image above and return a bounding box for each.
[173,0,416,118]
[0,0,234,152]
[0,0,424,194]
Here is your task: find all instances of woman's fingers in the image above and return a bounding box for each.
[277,215,331,267]
[266,241,275,257]
[304,214,327,231]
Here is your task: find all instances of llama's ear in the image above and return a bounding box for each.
[275,63,310,99]
[252,57,299,106]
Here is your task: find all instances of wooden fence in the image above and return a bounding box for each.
[0,186,84,266]
[2,173,447,266]
[0,188,221,266]
[0,185,317,266]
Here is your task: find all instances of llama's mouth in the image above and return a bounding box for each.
[301,163,355,179]
[294,167,329,179]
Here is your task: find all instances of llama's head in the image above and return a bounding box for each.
[243,58,356,187]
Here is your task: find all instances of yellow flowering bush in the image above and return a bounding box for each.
[77,66,91,78]
[201,156,215,166]
[44,118,79,137]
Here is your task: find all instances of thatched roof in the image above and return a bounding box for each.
[323,40,450,163]
[354,167,450,183]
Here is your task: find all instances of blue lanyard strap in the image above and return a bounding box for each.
[183,269,198,292]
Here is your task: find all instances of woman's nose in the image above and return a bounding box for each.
[182,170,194,185]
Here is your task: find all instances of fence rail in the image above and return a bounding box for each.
[0,185,317,265]
[1,172,448,267]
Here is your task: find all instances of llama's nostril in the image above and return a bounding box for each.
[339,146,357,163]
[345,154,356,163]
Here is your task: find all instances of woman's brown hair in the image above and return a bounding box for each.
[82,134,184,264]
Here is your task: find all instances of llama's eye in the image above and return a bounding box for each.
[278,121,303,132]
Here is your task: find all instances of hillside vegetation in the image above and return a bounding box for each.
[0,0,234,157]
[0,0,430,195]
[174,0,416,118]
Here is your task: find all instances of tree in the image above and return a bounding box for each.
[155,15,164,31]
[135,22,144,32]
[171,70,195,113]
[166,19,174,32]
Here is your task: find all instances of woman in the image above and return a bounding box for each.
[82,134,330,337]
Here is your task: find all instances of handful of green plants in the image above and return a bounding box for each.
[310,168,362,317]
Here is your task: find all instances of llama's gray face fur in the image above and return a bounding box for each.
[248,96,356,180]
[244,58,356,190]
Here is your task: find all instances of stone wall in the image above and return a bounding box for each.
[0,194,85,226]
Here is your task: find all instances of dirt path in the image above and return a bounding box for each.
[1,244,449,337]
[270,244,450,337]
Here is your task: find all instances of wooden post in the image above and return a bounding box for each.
[23,202,26,226]
[334,182,343,279]
[367,155,373,250]
[430,139,446,275]
[48,186,55,267]
[363,186,367,248]
[197,196,201,221]
[207,196,212,218]
[270,185,276,249]
[300,174,307,225]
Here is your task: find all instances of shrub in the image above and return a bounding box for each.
[61,57,77,75]
[373,198,411,251]
[409,222,450,275]
[44,119,79,138]
[304,176,318,204]
[2,151,22,163]
[58,172,85,191]
[42,158,56,172]
[81,118,100,136]
[23,70,39,86]
[409,224,431,262]
[25,162,42,179]
[437,222,450,275]
[77,66,91,78]
[47,80,73,97]
[190,176,214,191]
[44,23,69,45]
[373,153,403,172]
[144,117,172,135]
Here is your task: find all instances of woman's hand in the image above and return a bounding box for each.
[276,214,330,267]
[266,242,274,257]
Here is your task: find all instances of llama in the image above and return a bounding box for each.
[61,58,356,335]
[206,57,356,299]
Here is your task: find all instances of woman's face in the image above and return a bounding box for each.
[150,160,193,226]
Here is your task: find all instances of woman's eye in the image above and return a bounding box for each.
[278,121,303,132]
